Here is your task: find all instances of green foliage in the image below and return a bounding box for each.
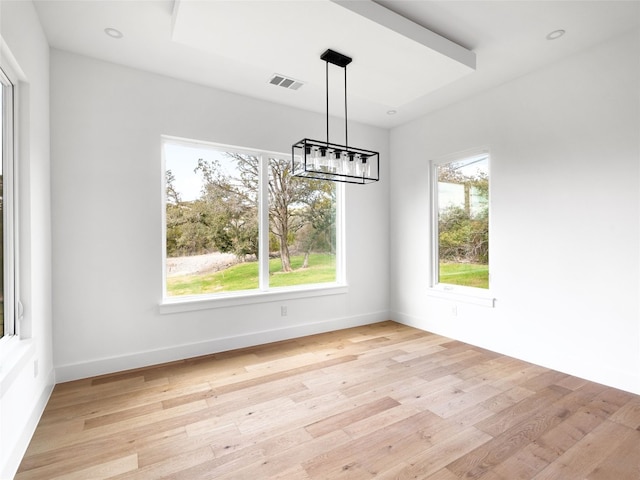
[196,156,259,260]
[166,200,218,256]
[167,262,259,295]
[269,253,336,286]
[439,262,488,289]
[166,152,336,279]
[439,205,488,264]
[436,159,489,290]
[166,254,335,296]
[437,163,489,265]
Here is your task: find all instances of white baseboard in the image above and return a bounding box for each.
[392,311,428,330]
[1,367,55,480]
[55,311,390,383]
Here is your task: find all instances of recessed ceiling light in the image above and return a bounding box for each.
[387,110,397,115]
[546,29,565,40]
[104,28,123,39]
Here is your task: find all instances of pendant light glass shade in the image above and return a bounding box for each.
[292,139,379,184]
[292,49,379,185]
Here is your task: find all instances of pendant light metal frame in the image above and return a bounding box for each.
[292,49,379,185]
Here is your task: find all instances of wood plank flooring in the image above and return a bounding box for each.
[16,321,640,479]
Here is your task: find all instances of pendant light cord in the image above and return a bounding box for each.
[325,57,349,149]
[344,64,348,150]
[326,61,329,146]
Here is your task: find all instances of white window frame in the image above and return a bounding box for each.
[0,41,32,403]
[0,64,18,341]
[159,136,347,314]
[428,148,494,307]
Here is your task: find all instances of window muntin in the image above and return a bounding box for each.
[163,139,340,299]
[432,152,489,290]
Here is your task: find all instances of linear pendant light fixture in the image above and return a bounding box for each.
[292,49,379,184]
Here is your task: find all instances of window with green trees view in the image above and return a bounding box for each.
[163,139,339,298]
[432,152,489,289]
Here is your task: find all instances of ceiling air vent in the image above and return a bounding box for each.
[269,74,304,91]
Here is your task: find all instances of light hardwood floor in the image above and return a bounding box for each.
[16,321,640,479]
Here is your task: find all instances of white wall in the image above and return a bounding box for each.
[0,1,53,478]
[50,50,390,382]
[390,29,640,394]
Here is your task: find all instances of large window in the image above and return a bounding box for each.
[163,138,340,299]
[0,66,17,338]
[431,151,489,290]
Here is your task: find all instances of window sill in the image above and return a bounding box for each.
[426,285,495,307]
[159,283,349,314]
[0,336,35,399]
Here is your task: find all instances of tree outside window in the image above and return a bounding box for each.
[164,140,338,297]
[433,153,489,289]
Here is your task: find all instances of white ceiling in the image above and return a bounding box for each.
[33,0,640,129]
[172,1,476,108]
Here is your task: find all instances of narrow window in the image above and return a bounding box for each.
[432,152,489,289]
[163,139,340,299]
[0,66,17,338]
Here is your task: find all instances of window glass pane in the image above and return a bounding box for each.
[267,156,336,287]
[436,155,489,289]
[165,144,259,296]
